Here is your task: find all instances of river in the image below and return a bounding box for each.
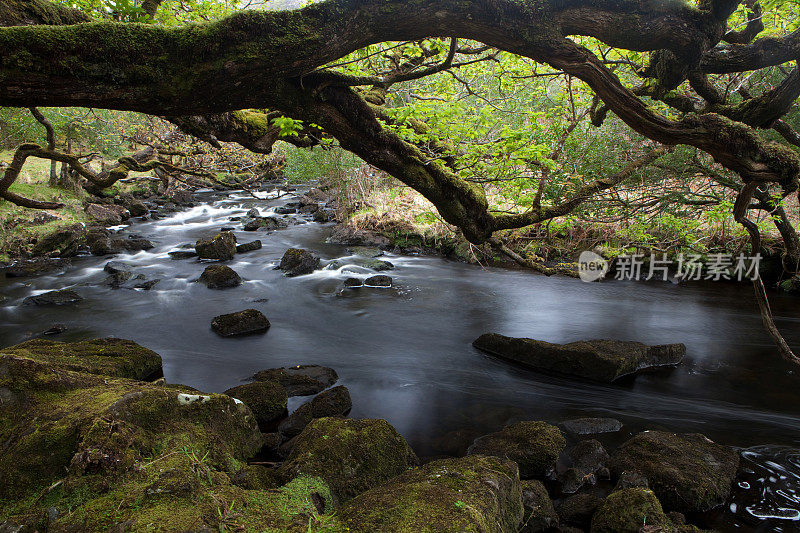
[2,188,799,531]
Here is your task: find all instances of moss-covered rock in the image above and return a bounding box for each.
[339,455,523,533]
[198,264,243,289]
[556,493,603,528]
[279,417,419,502]
[279,248,320,276]
[467,421,566,478]
[211,308,270,336]
[309,385,351,418]
[590,488,670,533]
[612,431,739,513]
[224,380,288,430]
[0,337,162,380]
[521,479,558,532]
[195,231,237,260]
[473,333,685,382]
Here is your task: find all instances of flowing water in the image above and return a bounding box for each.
[2,188,800,531]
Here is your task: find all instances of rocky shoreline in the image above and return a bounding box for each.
[0,336,742,532]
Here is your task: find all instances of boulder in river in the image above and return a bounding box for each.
[343,277,362,288]
[223,381,288,430]
[22,288,83,306]
[590,488,670,533]
[195,231,237,261]
[338,455,523,533]
[347,246,384,258]
[364,275,392,287]
[310,385,352,418]
[278,417,419,502]
[275,206,296,214]
[612,430,739,513]
[198,264,242,289]
[279,248,320,277]
[245,207,260,218]
[473,333,685,382]
[32,223,84,257]
[90,236,154,256]
[211,309,270,337]
[168,250,197,260]
[242,218,262,231]
[252,364,338,396]
[467,420,566,478]
[236,240,262,254]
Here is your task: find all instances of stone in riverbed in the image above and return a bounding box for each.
[278,417,419,502]
[364,275,392,287]
[245,207,260,218]
[223,381,288,430]
[521,479,559,532]
[310,385,352,418]
[278,402,314,439]
[198,264,242,289]
[279,248,320,277]
[168,250,197,260]
[2,258,71,278]
[195,231,237,261]
[473,333,685,382]
[32,223,84,257]
[343,277,362,288]
[466,420,566,478]
[361,258,394,271]
[90,237,154,256]
[558,417,622,437]
[211,309,269,337]
[590,488,669,533]
[347,246,384,258]
[556,493,603,529]
[275,206,296,214]
[338,455,523,533]
[22,289,83,306]
[612,430,740,513]
[85,203,130,225]
[252,364,338,396]
[236,240,262,253]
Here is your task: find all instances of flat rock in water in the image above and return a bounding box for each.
[347,246,384,258]
[252,364,338,396]
[236,240,262,253]
[168,250,198,260]
[211,309,269,337]
[2,258,71,278]
[22,289,83,306]
[343,277,362,288]
[473,333,685,382]
[558,417,622,436]
[364,275,392,287]
[612,430,740,513]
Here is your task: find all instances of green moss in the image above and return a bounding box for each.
[1,337,163,380]
[279,417,419,502]
[590,488,669,533]
[466,420,566,478]
[338,455,523,533]
[224,380,288,429]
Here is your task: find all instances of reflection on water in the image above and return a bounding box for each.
[2,189,800,529]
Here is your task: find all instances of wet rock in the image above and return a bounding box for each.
[343,277,362,288]
[275,206,296,214]
[242,218,262,231]
[558,417,622,437]
[261,216,284,230]
[430,428,481,457]
[328,224,390,248]
[252,365,338,396]
[103,269,135,288]
[278,403,314,439]
[521,479,559,532]
[169,190,193,205]
[211,309,270,337]
[299,203,319,214]
[104,261,131,275]
[467,421,566,478]
[570,439,610,475]
[361,258,394,271]
[85,203,130,225]
[198,264,242,289]
[236,240,262,254]
[224,381,288,430]
[473,333,686,382]
[168,250,197,260]
[560,467,596,495]
[90,237,154,256]
[43,324,67,335]
[279,248,320,277]
[1,258,70,278]
[313,209,332,223]
[556,493,603,528]
[310,385,352,418]
[590,488,669,533]
[22,289,83,306]
[279,417,419,502]
[32,223,85,257]
[612,430,739,513]
[339,455,523,532]
[364,275,392,287]
[195,231,237,261]
[245,207,260,218]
